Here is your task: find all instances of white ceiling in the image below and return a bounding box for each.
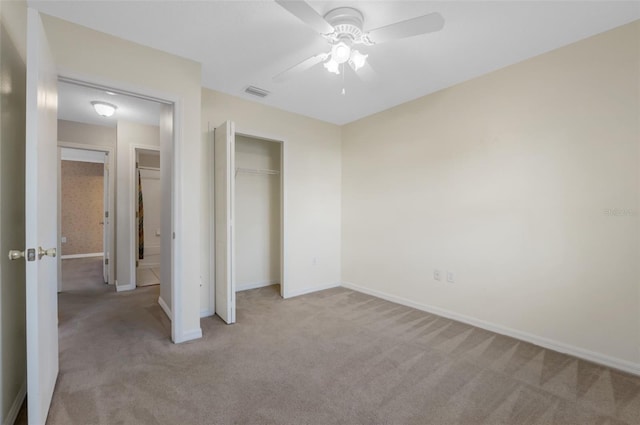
[33,1,640,125]
[58,80,161,127]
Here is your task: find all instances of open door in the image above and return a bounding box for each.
[25,8,59,424]
[102,153,109,283]
[214,121,236,324]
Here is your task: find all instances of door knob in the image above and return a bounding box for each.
[8,250,25,260]
[38,247,56,260]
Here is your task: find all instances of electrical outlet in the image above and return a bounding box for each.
[447,271,455,283]
[61,236,67,243]
[433,270,442,281]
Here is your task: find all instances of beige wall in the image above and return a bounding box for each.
[42,13,202,342]
[235,136,281,290]
[60,161,103,255]
[58,119,116,148]
[0,0,27,422]
[342,21,640,370]
[201,89,342,313]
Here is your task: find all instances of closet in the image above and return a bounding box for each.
[234,135,282,293]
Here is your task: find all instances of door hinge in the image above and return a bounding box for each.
[105,211,109,218]
[104,258,109,265]
[136,260,139,267]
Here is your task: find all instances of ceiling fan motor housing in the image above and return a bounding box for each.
[324,7,372,45]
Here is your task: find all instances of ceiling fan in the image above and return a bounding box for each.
[273,0,445,83]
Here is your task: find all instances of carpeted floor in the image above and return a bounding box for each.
[16,258,640,424]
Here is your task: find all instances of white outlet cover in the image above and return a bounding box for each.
[434,270,441,281]
[447,272,455,283]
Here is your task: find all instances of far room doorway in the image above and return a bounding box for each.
[135,148,162,287]
[58,147,111,291]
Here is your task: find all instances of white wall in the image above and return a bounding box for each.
[235,136,281,290]
[0,0,27,422]
[42,14,203,342]
[201,89,342,314]
[342,21,640,372]
[116,120,159,290]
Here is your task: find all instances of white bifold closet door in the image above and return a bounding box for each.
[214,121,236,324]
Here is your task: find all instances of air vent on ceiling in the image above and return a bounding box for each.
[245,86,270,98]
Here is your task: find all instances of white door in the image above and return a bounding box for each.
[25,8,59,425]
[102,153,109,283]
[214,121,236,324]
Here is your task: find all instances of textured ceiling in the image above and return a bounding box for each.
[33,1,640,125]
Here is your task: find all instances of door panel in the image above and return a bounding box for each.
[214,121,236,324]
[25,8,59,425]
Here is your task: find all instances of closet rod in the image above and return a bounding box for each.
[138,166,160,171]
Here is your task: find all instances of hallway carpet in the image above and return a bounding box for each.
[25,278,640,424]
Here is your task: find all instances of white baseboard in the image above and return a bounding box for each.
[236,280,278,292]
[138,262,160,269]
[116,281,135,292]
[174,327,202,343]
[158,296,172,320]
[284,282,341,299]
[341,281,640,376]
[61,252,103,259]
[200,308,214,318]
[4,378,26,425]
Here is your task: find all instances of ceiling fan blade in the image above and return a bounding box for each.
[275,0,335,35]
[273,53,328,83]
[353,62,377,85]
[366,12,444,44]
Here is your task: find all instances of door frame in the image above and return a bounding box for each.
[211,126,288,304]
[57,142,115,289]
[57,74,183,343]
[130,145,161,289]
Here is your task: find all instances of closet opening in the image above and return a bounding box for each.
[235,134,283,297]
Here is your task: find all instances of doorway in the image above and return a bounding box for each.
[135,148,162,287]
[213,122,286,325]
[58,147,111,292]
[57,77,176,334]
[235,135,282,294]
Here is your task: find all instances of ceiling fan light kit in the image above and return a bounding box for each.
[274,1,444,83]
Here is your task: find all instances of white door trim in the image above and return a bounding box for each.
[57,142,115,288]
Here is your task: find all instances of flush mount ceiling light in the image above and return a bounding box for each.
[91,101,117,117]
[273,2,444,82]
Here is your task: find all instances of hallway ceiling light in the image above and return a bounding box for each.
[91,101,117,117]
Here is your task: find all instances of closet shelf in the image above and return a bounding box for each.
[235,167,280,176]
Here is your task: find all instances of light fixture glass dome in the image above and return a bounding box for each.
[349,49,368,71]
[91,101,117,117]
[324,58,340,75]
[331,41,351,64]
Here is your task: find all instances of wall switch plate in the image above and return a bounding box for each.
[447,271,455,283]
[433,270,441,281]
[61,236,67,243]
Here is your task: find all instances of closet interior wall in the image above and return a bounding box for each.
[235,135,281,291]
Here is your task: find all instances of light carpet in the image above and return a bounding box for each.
[16,260,640,424]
